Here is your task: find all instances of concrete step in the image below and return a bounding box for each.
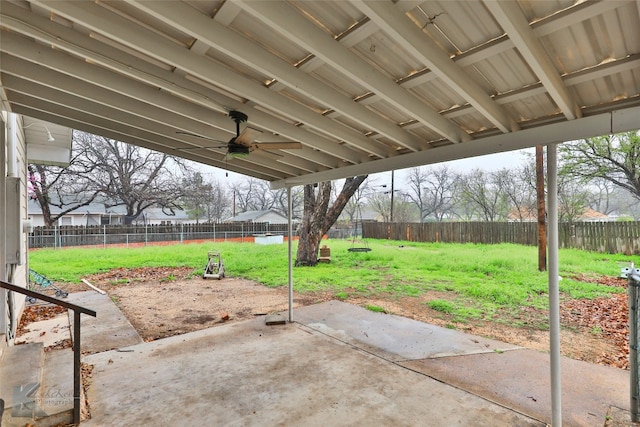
[0,343,74,427]
[0,342,44,427]
[38,349,74,426]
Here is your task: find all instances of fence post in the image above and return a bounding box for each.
[241,223,244,243]
[213,223,216,242]
[54,225,58,249]
[103,225,106,248]
[145,222,148,246]
[180,223,184,244]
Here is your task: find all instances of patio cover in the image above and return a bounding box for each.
[0,0,638,188]
[1,2,639,426]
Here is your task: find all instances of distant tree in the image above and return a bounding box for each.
[204,182,230,222]
[457,169,509,221]
[405,166,456,222]
[341,178,373,225]
[494,167,536,221]
[181,172,213,224]
[587,178,617,215]
[235,177,261,213]
[391,194,419,223]
[367,191,393,222]
[270,186,303,220]
[557,175,591,223]
[296,176,367,266]
[560,131,640,200]
[73,132,187,224]
[28,162,103,227]
[28,131,110,226]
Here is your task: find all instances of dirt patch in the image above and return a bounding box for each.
[54,266,627,369]
[68,267,325,341]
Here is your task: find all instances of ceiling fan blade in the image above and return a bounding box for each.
[235,127,263,146]
[252,142,303,150]
[173,144,227,151]
[176,131,226,143]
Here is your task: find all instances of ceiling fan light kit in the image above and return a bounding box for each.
[176,110,302,159]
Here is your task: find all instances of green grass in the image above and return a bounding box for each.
[365,305,386,313]
[29,239,632,323]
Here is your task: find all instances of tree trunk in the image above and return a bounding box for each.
[29,165,54,226]
[296,176,367,266]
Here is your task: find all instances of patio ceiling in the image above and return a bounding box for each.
[1,0,639,188]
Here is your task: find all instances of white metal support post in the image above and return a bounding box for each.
[287,186,293,322]
[0,116,7,337]
[629,264,640,422]
[547,143,562,425]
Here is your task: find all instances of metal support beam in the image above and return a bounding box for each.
[547,143,562,426]
[287,186,293,322]
[0,116,6,338]
[629,265,640,422]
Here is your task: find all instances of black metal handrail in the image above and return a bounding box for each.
[0,280,96,424]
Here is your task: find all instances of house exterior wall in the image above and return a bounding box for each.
[257,212,288,225]
[1,113,30,345]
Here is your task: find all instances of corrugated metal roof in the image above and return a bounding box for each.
[1,0,638,187]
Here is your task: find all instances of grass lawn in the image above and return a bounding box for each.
[29,239,632,322]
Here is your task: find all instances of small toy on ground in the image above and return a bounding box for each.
[203,251,225,280]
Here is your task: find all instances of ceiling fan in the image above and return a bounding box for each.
[176,111,302,158]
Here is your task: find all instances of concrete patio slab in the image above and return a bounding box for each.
[400,349,628,427]
[67,291,142,354]
[291,300,521,361]
[14,315,70,347]
[83,317,544,426]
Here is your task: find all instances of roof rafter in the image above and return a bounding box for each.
[354,0,518,134]
[33,0,385,160]
[234,0,470,144]
[0,1,355,168]
[126,0,422,153]
[483,0,582,120]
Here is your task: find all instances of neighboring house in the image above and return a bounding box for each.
[28,198,126,227]
[134,207,190,225]
[579,208,613,222]
[507,207,614,222]
[227,209,288,224]
[28,197,191,226]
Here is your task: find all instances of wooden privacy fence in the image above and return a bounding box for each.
[363,221,640,255]
[29,222,290,249]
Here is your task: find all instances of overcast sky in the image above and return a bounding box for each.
[195,147,535,186]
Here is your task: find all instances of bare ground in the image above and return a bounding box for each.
[55,266,627,370]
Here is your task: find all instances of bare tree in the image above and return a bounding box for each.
[457,169,509,221]
[28,162,103,227]
[235,177,261,213]
[587,178,617,215]
[494,167,536,221]
[181,172,213,224]
[270,186,303,220]
[391,193,419,223]
[205,182,231,222]
[74,132,187,224]
[296,176,367,266]
[557,175,591,223]
[405,166,456,222]
[28,131,110,226]
[367,191,392,222]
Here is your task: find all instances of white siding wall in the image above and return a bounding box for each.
[1,113,31,344]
